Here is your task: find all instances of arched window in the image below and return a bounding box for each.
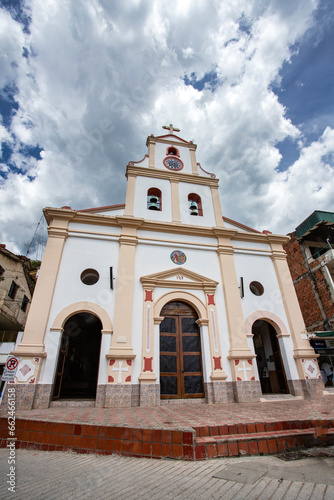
[188,193,203,216]
[147,188,162,211]
[166,146,180,157]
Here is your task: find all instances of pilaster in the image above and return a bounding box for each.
[269,238,319,379]
[171,180,181,222]
[146,135,156,169]
[14,211,73,357]
[189,144,199,175]
[211,186,225,228]
[215,233,255,380]
[107,217,143,366]
[124,173,136,216]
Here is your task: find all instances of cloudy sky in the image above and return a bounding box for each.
[0,0,333,256]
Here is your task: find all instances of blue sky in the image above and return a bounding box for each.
[0,0,334,254]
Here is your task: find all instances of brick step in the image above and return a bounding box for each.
[1,417,333,461]
[194,419,334,439]
[194,427,334,460]
[196,427,316,444]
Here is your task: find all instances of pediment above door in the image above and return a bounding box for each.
[140,268,218,292]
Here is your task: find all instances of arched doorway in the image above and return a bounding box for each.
[52,312,102,400]
[159,301,204,400]
[252,319,288,394]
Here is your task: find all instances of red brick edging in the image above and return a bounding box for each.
[1,417,333,460]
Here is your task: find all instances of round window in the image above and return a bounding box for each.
[249,281,264,296]
[80,269,99,285]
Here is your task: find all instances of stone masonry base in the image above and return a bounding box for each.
[1,378,325,410]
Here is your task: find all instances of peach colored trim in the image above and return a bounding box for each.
[128,154,149,165]
[223,216,261,233]
[51,302,113,333]
[154,291,207,320]
[269,241,317,377]
[126,165,219,187]
[124,174,136,216]
[108,226,138,357]
[148,140,155,168]
[15,215,72,357]
[197,163,216,178]
[171,181,181,222]
[216,235,253,362]
[211,186,224,228]
[245,311,289,337]
[140,267,218,291]
[155,134,190,144]
[190,149,198,175]
[78,204,125,213]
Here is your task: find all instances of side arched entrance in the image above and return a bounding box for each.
[159,301,204,400]
[52,312,102,400]
[252,319,288,394]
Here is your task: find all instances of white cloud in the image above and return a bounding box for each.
[0,0,333,254]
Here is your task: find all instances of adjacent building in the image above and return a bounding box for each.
[5,126,321,410]
[284,211,334,386]
[0,245,33,376]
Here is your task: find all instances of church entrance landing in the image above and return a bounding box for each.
[2,397,333,460]
[160,301,204,400]
[52,313,102,400]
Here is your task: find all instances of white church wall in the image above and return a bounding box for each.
[247,336,260,380]
[179,182,216,226]
[133,176,172,221]
[39,235,119,385]
[138,229,217,247]
[232,240,271,251]
[68,222,122,235]
[94,208,124,216]
[233,252,290,328]
[39,330,62,384]
[224,220,250,232]
[48,236,119,320]
[279,336,299,379]
[98,333,112,384]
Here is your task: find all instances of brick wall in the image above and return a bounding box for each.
[284,233,334,332]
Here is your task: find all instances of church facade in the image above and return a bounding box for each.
[9,126,323,409]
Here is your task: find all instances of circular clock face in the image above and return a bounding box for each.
[163,156,183,171]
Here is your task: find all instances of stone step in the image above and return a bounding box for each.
[259,394,303,402]
[50,400,96,407]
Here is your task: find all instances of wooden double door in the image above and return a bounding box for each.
[160,301,204,399]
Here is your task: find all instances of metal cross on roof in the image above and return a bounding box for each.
[162,124,180,134]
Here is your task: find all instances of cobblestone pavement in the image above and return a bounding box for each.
[0,447,333,500]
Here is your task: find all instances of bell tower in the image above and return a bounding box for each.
[124,125,224,228]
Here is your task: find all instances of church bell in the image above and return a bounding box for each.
[148,195,159,210]
[189,201,198,216]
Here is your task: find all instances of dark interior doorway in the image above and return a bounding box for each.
[160,301,204,399]
[53,312,102,400]
[252,319,288,394]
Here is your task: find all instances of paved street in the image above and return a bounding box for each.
[0,447,333,499]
